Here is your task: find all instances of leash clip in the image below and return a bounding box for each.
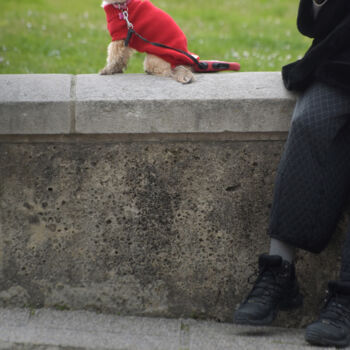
[121,10,134,46]
[122,10,133,29]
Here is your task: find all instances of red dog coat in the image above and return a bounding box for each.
[103,0,199,67]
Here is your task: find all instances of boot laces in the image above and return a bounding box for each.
[245,266,284,304]
[320,290,350,327]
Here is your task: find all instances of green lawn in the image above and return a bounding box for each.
[0,0,311,74]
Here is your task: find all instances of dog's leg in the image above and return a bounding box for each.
[100,40,134,75]
[171,65,195,84]
[144,54,172,77]
[144,54,194,84]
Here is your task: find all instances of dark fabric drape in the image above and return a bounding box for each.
[282,0,350,91]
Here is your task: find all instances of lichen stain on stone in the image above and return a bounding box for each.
[0,285,30,307]
[24,200,54,249]
[27,221,49,249]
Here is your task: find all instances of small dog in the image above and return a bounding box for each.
[100,0,196,83]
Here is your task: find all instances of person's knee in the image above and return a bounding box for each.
[289,112,315,139]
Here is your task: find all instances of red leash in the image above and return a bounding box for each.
[193,60,240,72]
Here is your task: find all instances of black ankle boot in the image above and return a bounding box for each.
[305,281,350,348]
[233,254,303,326]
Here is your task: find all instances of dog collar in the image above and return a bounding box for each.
[112,0,132,10]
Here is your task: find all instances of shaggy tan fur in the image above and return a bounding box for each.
[100,0,194,83]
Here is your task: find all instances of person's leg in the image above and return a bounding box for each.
[268,81,350,253]
[234,81,350,326]
[269,238,295,263]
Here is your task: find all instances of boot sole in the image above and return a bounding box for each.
[233,294,303,327]
[234,311,276,326]
[305,329,350,348]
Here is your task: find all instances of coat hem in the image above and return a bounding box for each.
[268,232,324,254]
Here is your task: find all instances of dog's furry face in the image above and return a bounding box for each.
[101,0,126,8]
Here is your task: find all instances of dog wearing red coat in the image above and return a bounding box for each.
[100,0,197,83]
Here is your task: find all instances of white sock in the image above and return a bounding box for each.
[269,238,296,263]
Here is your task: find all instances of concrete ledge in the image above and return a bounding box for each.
[0,73,296,136]
[0,75,72,135]
[2,73,348,329]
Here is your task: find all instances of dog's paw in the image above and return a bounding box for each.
[172,66,194,84]
[99,67,111,75]
[99,66,123,75]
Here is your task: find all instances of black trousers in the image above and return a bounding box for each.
[268,80,350,279]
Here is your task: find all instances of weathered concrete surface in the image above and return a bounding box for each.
[75,73,296,134]
[0,308,341,350]
[0,73,297,135]
[0,75,72,135]
[0,140,348,328]
[0,73,348,329]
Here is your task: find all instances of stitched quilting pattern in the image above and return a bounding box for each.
[268,81,350,254]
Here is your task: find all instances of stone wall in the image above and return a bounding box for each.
[0,73,348,327]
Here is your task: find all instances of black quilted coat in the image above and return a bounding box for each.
[282,0,350,92]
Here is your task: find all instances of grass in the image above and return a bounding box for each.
[0,0,311,74]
